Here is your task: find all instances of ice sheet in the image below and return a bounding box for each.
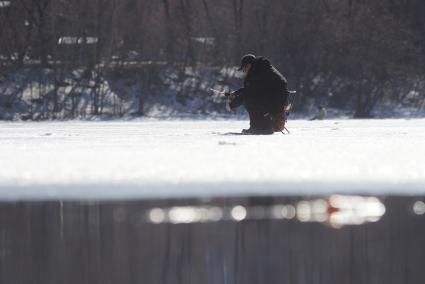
[0,119,424,199]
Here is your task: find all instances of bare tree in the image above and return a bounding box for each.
[232,0,244,59]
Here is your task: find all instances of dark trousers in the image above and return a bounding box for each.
[246,107,273,131]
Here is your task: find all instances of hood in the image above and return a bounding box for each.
[253,57,272,72]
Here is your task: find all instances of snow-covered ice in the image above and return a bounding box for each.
[0,119,424,200]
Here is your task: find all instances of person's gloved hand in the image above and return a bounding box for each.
[226,98,233,112]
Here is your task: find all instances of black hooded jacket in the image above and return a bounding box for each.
[230,57,289,114]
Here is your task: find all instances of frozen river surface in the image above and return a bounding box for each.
[0,119,424,199]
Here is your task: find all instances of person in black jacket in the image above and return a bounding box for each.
[226,54,289,134]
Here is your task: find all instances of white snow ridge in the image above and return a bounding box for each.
[0,119,424,200]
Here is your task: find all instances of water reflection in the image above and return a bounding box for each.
[1,195,424,284]
[327,195,386,228]
[413,200,425,215]
[146,195,386,228]
[149,208,166,223]
[230,205,247,221]
[271,204,296,219]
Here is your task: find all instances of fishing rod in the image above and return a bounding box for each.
[208,88,231,97]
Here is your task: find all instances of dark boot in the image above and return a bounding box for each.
[241,128,274,135]
[242,108,274,135]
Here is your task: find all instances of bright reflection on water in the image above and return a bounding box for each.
[146,195,386,228]
[230,205,247,221]
[413,200,425,215]
[327,195,386,228]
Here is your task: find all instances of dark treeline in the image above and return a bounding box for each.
[1,0,425,119]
